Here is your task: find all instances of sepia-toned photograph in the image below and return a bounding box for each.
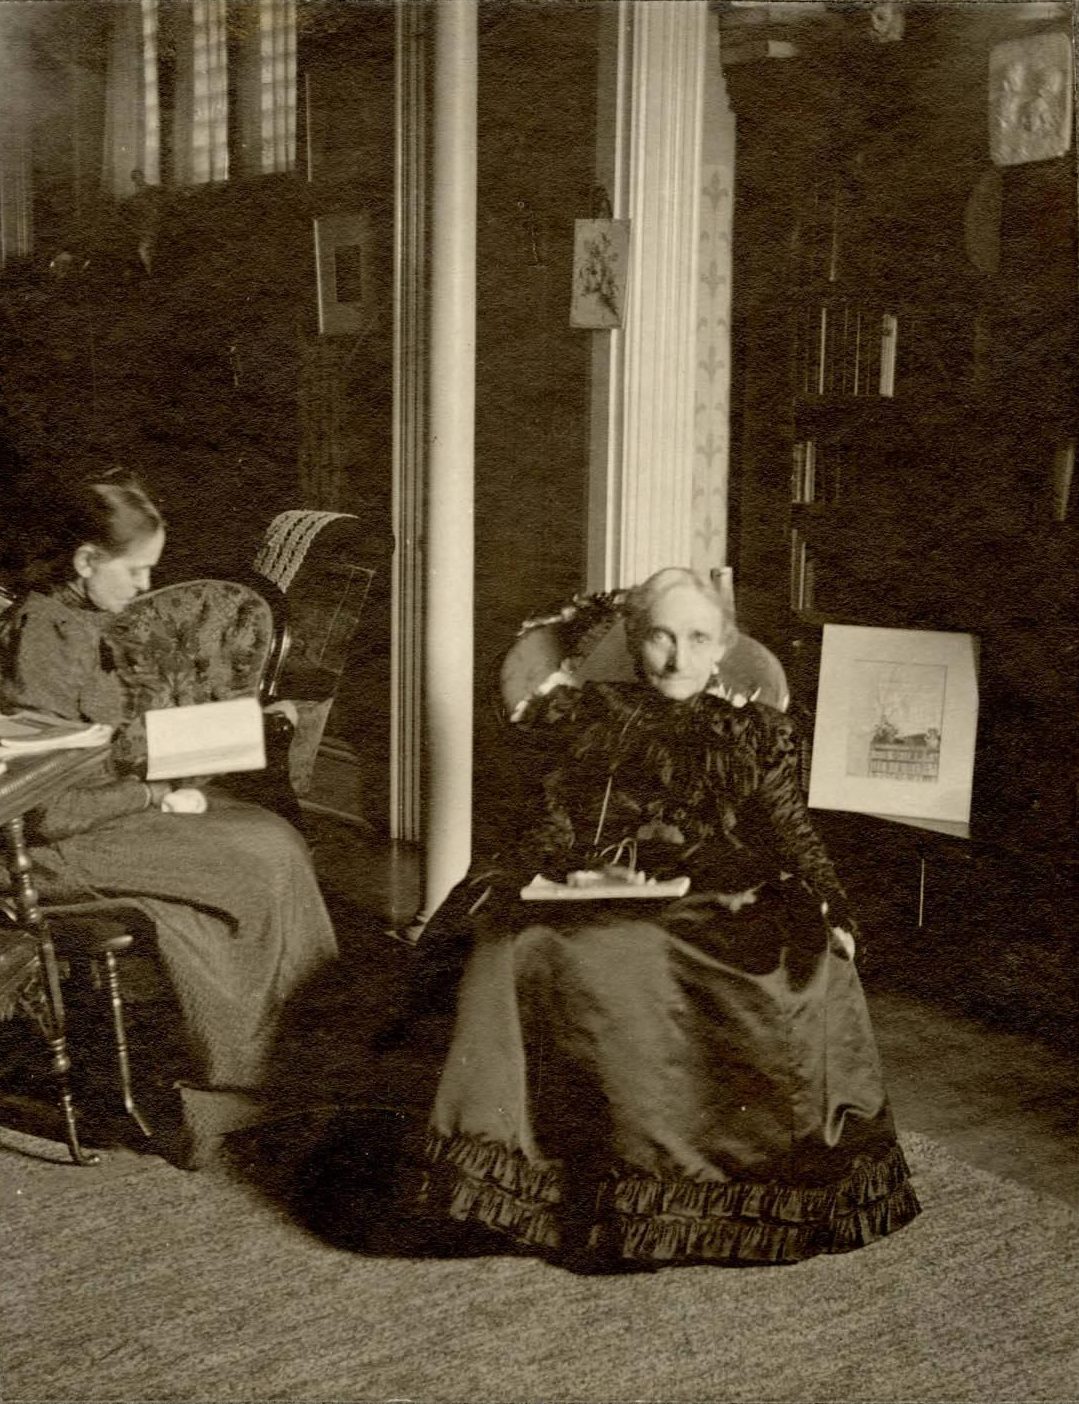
[0,3,1076,1402]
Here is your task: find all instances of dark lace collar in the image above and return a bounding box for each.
[592,680,736,723]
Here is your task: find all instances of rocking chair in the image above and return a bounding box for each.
[253,509,391,798]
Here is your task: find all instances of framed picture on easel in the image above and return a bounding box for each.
[808,624,980,837]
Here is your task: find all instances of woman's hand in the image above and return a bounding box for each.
[820,899,856,960]
[264,699,299,727]
[160,787,207,815]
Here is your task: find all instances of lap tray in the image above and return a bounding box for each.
[520,874,691,901]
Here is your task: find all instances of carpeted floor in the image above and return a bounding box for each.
[2,1128,1076,1404]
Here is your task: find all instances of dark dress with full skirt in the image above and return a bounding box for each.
[356,681,920,1267]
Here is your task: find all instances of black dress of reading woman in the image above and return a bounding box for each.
[337,569,920,1270]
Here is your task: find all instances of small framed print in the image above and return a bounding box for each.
[314,212,376,337]
[808,624,980,836]
[570,219,630,329]
[989,29,1073,168]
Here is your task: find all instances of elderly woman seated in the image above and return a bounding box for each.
[332,567,920,1271]
[0,470,338,1155]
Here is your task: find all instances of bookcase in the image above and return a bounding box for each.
[723,5,1077,1041]
[769,154,1013,631]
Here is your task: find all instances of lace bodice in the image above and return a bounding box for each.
[508,681,853,928]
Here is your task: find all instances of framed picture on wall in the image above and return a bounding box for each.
[570,218,630,329]
[808,624,980,835]
[988,28,1073,168]
[314,212,376,337]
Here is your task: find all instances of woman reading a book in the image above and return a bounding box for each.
[332,567,919,1270]
[0,470,337,1155]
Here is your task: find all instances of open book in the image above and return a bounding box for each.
[0,711,114,755]
[145,696,266,782]
[521,874,691,902]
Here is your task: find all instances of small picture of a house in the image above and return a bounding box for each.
[867,721,942,782]
[845,661,947,783]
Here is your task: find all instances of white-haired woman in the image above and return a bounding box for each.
[338,568,919,1270]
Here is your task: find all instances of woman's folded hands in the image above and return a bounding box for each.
[143,780,207,814]
[160,787,207,814]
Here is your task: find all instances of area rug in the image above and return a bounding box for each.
[1,1129,1076,1404]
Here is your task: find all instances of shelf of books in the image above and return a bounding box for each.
[785,279,900,623]
[791,299,898,401]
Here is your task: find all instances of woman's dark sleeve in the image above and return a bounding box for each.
[31,772,152,842]
[753,713,857,931]
[512,771,578,879]
[483,684,586,881]
[511,680,588,733]
[3,602,151,836]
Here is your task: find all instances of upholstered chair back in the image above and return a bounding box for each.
[105,578,286,714]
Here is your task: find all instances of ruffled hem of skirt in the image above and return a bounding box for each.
[408,1130,921,1265]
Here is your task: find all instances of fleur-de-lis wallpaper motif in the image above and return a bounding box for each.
[695,513,722,554]
[700,257,725,302]
[693,152,733,573]
[692,33,736,577]
[698,342,723,386]
[701,168,726,216]
[696,429,724,469]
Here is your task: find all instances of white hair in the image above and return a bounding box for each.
[624,567,738,651]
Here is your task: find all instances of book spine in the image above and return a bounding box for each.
[789,528,807,612]
[879,312,898,397]
[839,301,850,396]
[852,308,862,396]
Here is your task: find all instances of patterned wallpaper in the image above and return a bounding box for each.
[691,40,735,577]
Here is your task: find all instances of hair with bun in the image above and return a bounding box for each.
[0,466,165,592]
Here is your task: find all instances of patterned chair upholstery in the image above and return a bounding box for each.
[106,578,287,713]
